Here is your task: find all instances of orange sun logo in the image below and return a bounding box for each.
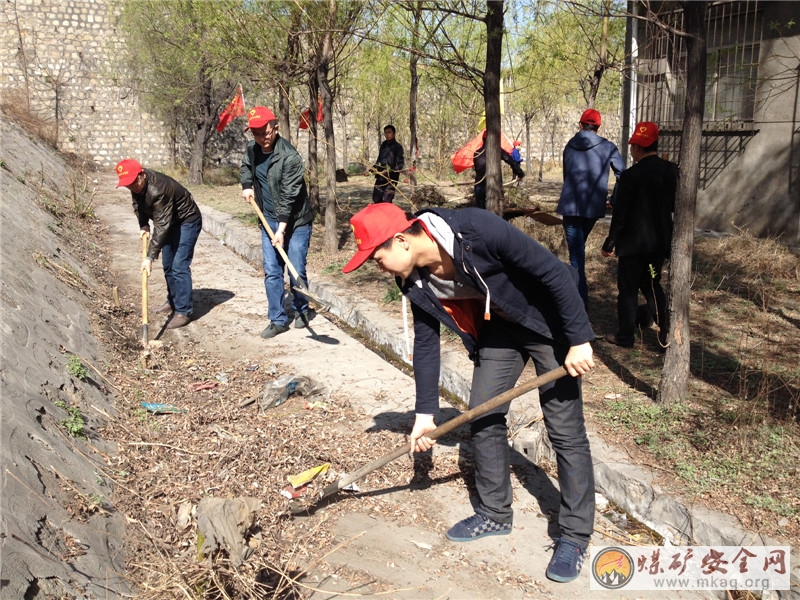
[592,547,634,589]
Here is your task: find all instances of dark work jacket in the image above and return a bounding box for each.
[473,143,524,182]
[557,130,625,219]
[602,155,678,258]
[132,169,201,261]
[398,207,594,414]
[373,139,405,182]
[240,136,313,228]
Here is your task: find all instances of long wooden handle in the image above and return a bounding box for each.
[318,365,568,500]
[247,196,303,283]
[141,233,149,346]
[246,196,328,308]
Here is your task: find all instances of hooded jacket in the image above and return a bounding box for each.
[398,207,594,414]
[132,169,201,261]
[557,130,625,219]
[241,136,313,228]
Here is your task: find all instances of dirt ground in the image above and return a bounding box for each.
[4,111,792,599]
[92,173,718,599]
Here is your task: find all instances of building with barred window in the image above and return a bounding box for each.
[624,1,800,242]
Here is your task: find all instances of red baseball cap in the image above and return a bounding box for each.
[246,106,277,130]
[115,159,143,188]
[342,203,418,273]
[629,121,659,146]
[579,108,602,126]
[513,140,522,147]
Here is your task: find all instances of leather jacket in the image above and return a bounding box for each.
[132,169,201,261]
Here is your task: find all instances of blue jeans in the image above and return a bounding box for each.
[261,221,311,326]
[467,317,595,548]
[562,216,597,305]
[161,216,202,316]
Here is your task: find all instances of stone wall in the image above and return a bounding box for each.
[0,0,170,166]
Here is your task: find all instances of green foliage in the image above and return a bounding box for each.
[322,259,349,275]
[67,356,88,380]
[382,284,402,304]
[117,0,244,178]
[54,400,87,438]
[87,493,105,511]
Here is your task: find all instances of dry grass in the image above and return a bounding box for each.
[196,171,800,544]
[1,88,58,148]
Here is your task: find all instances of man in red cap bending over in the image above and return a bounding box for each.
[602,121,678,350]
[556,108,625,307]
[342,202,596,583]
[116,159,202,329]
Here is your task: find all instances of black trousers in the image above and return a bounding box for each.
[372,174,399,203]
[467,318,595,548]
[616,252,667,345]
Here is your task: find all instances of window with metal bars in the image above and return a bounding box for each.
[633,1,763,187]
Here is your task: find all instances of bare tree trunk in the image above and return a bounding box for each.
[319,0,338,256]
[307,76,320,214]
[586,0,611,107]
[484,0,504,216]
[408,1,422,190]
[338,106,349,170]
[523,112,532,179]
[11,0,31,109]
[188,68,214,185]
[278,83,291,146]
[658,1,708,405]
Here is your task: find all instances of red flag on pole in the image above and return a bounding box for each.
[299,99,324,130]
[216,86,245,133]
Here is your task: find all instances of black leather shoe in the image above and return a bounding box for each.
[604,333,633,348]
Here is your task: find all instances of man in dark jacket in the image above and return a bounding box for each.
[371,124,405,204]
[557,109,624,306]
[343,203,596,583]
[602,121,678,349]
[473,131,525,209]
[116,159,202,330]
[241,106,314,339]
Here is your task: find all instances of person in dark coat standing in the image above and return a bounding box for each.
[371,124,405,204]
[117,159,202,330]
[342,203,595,583]
[556,109,624,306]
[601,121,678,349]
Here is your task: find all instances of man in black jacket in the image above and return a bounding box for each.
[117,159,202,330]
[343,203,595,583]
[371,124,405,204]
[601,122,678,348]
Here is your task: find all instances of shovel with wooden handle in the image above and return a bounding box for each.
[141,233,149,347]
[246,196,330,309]
[292,365,569,513]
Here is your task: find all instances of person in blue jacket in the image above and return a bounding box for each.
[556,109,625,306]
[342,202,596,583]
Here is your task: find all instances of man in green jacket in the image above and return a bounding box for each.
[240,106,314,339]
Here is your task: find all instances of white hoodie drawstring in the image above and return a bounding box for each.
[402,295,412,361]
